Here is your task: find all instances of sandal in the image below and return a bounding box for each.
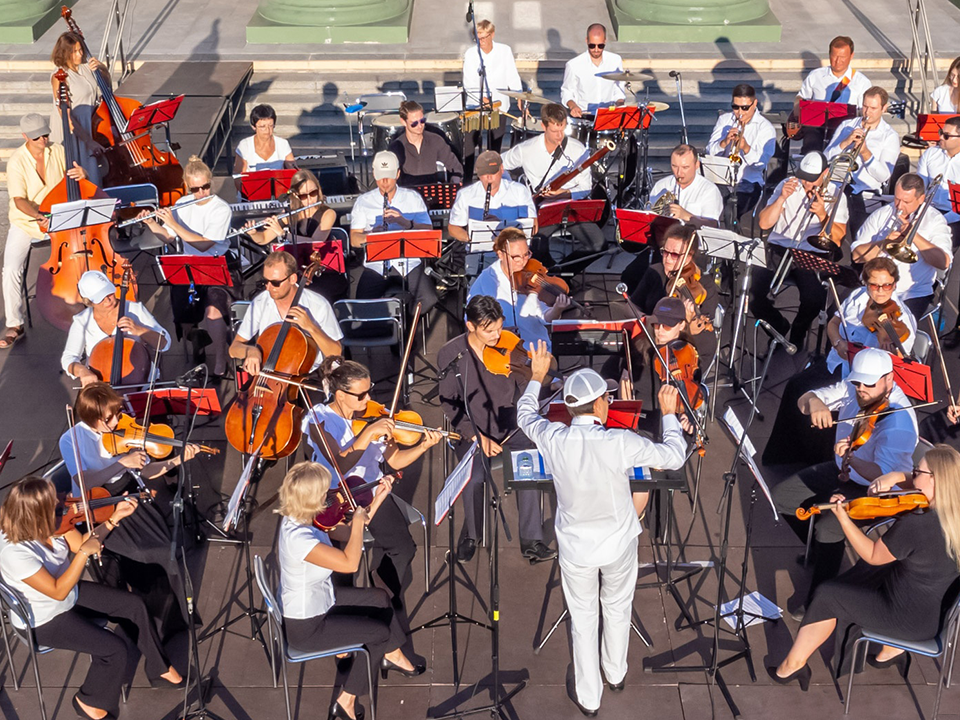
[0,326,24,350]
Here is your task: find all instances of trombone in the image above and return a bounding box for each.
[880,174,942,264]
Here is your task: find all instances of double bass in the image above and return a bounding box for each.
[37,70,132,331]
[61,7,185,207]
[87,262,150,386]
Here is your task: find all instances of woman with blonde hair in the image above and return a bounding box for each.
[931,56,960,113]
[768,444,960,689]
[277,462,425,720]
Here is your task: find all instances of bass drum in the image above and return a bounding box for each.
[372,114,404,153]
[426,111,463,160]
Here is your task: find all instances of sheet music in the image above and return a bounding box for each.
[698,226,766,267]
[717,591,782,629]
[222,454,259,532]
[721,408,779,521]
[467,217,535,253]
[49,198,118,232]
[434,441,477,526]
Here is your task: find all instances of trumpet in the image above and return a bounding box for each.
[881,174,942,264]
[727,116,745,165]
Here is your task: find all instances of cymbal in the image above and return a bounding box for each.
[499,90,552,104]
[597,70,653,83]
[623,101,670,113]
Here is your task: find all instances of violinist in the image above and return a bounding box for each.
[437,295,555,564]
[58,382,202,624]
[1,113,86,350]
[769,445,960,689]
[137,156,234,377]
[62,270,171,386]
[276,462,425,720]
[467,227,570,350]
[302,356,441,606]
[771,348,918,619]
[0,477,184,720]
[229,250,342,376]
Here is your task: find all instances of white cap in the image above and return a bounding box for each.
[562,368,617,407]
[847,347,893,386]
[77,271,116,304]
[796,151,828,182]
[372,150,400,180]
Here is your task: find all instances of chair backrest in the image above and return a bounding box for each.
[253,555,284,637]
[0,578,37,645]
[333,298,403,345]
[230,301,252,333]
[913,330,932,364]
[42,461,72,496]
[102,183,160,209]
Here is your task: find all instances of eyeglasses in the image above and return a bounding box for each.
[296,188,320,200]
[407,117,428,127]
[265,273,293,287]
[588,43,605,50]
[940,129,960,139]
[188,182,212,193]
[731,102,754,111]
[507,250,532,263]
[341,383,374,400]
[604,393,614,403]
[661,249,685,259]
[867,282,896,291]
[912,466,934,478]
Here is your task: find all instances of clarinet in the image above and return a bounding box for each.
[380,190,390,231]
[482,182,494,220]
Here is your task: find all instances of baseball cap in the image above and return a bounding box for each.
[78,271,117,304]
[372,151,400,180]
[562,368,617,407]
[475,150,503,176]
[796,151,828,182]
[846,347,893,386]
[20,113,50,139]
[648,296,686,328]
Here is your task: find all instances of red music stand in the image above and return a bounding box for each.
[364,229,443,263]
[798,100,857,127]
[594,105,654,132]
[271,239,346,274]
[537,199,605,227]
[547,399,644,429]
[614,208,674,247]
[125,95,185,133]
[157,255,234,288]
[948,182,960,214]
[240,169,297,202]
[916,114,955,142]
[414,182,461,210]
[847,344,934,402]
[125,388,222,417]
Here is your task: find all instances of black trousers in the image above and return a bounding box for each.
[33,582,169,715]
[284,586,405,696]
[903,294,932,322]
[367,495,417,604]
[844,188,869,240]
[536,221,606,256]
[356,264,438,314]
[720,182,763,230]
[749,245,828,346]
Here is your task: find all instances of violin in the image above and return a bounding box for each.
[55,487,149,535]
[861,299,911,359]
[666,257,713,333]
[102,413,219,459]
[313,474,399,532]
[653,339,704,411]
[795,492,929,521]
[351,400,461,446]
[61,8,185,207]
[37,70,133,331]
[512,258,569,301]
[839,398,889,481]
[481,329,550,381]
[87,262,151,386]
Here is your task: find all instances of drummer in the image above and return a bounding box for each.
[388,100,463,187]
[502,103,605,257]
[561,23,625,118]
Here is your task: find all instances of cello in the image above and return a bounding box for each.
[37,70,132,331]
[87,261,150,386]
[225,252,324,459]
[61,7,185,207]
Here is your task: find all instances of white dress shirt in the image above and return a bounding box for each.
[236,288,342,371]
[917,145,960,222]
[826,287,917,375]
[931,85,958,113]
[649,173,723,223]
[813,380,917,486]
[448,177,537,228]
[824,118,900,195]
[278,517,336,619]
[61,302,172,377]
[164,194,233,256]
[560,51,626,113]
[706,111,777,187]
[301,402,384,489]
[468,260,551,349]
[516,379,686,565]
[502,135,592,197]
[765,177,849,252]
[853,204,953,299]
[349,187,431,276]
[799,66,872,105]
[462,42,522,111]
[58,422,124,495]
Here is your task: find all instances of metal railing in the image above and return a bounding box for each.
[97,0,134,86]
[906,0,940,114]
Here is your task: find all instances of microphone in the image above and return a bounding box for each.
[669,71,680,79]
[176,363,209,388]
[756,320,797,355]
[438,349,467,380]
[466,1,473,22]
[552,137,567,161]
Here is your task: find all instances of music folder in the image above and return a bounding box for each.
[537,199,605,227]
[157,255,233,287]
[364,229,443,264]
[798,100,857,127]
[916,113,955,142]
[239,169,297,202]
[124,387,222,417]
[594,105,652,132]
[125,95,185,133]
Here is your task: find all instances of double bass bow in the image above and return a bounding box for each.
[87,261,150,386]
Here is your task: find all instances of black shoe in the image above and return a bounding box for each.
[765,664,811,692]
[867,651,910,677]
[72,695,117,720]
[565,672,599,716]
[522,541,558,564]
[150,674,186,689]
[380,656,427,679]
[608,678,625,692]
[943,329,960,350]
[789,606,806,623]
[329,700,364,720]
[457,537,477,562]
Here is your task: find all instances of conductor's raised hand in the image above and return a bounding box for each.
[528,340,553,384]
[658,384,681,415]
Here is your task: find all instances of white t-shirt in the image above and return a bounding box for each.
[301,402,385,489]
[61,302,172,378]
[277,517,336,620]
[462,42,522,111]
[917,145,960,222]
[0,539,78,628]
[467,261,550,349]
[649,173,723,223]
[164,194,233,256]
[448,178,537,229]
[798,66,872,105]
[349,187,431,276]
[236,288,342,371]
[824,119,901,195]
[765,177,850,252]
[501,135,592,197]
[560,51,626,112]
[826,287,917,375]
[853,204,953,299]
[235,135,293,171]
[931,85,958,113]
[58,422,124,496]
[705,111,777,187]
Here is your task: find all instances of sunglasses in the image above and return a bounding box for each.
[661,249,685,259]
[407,117,428,127]
[31,134,50,140]
[940,129,960,139]
[731,102,753,111]
[588,43,605,49]
[265,273,293,287]
[188,182,212,193]
[867,282,895,291]
[341,383,374,400]
[296,188,320,200]
[850,380,878,388]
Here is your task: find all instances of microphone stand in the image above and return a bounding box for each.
[671,72,689,145]
[467,1,495,155]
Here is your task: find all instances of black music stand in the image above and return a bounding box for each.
[414,182,461,210]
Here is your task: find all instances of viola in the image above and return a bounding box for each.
[653,339,704,411]
[313,474,394,532]
[55,486,150,535]
[795,492,929,521]
[351,400,461,447]
[861,299,911,359]
[37,69,133,331]
[62,8,185,207]
[102,413,219,459]
[87,261,150,386]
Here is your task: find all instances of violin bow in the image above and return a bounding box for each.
[665,229,696,298]
[64,405,101,565]
[388,302,422,418]
[299,387,357,513]
[825,277,855,352]
[826,401,939,428]
[928,314,958,415]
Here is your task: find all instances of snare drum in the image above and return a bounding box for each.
[511,115,543,142]
[567,116,593,145]
[372,114,404,153]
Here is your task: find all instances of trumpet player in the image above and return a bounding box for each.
[851,173,952,319]
[824,86,900,237]
[705,83,776,216]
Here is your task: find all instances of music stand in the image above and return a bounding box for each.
[414,182,461,210]
[594,105,652,132]
[125,95,185,133]
[466,217,535,254]
[546,399,643,430]
[536,199,604,227]
[48,198,117,231]
[949,182,960,214]
[434,86,465,114]
[271,238,346,274]
[0,440,12,478]
[157,255,233,288]
[615,208,673,250]
[847,345,934,402]
[125,388,222,417]
[798,99,857,127]
[917,114,955,142]
[239,169,297,202]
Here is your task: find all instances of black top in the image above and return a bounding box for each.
[437,333,524,444]
[884,509,960,617]
[290,208,333,243]
[389,131,464,188]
